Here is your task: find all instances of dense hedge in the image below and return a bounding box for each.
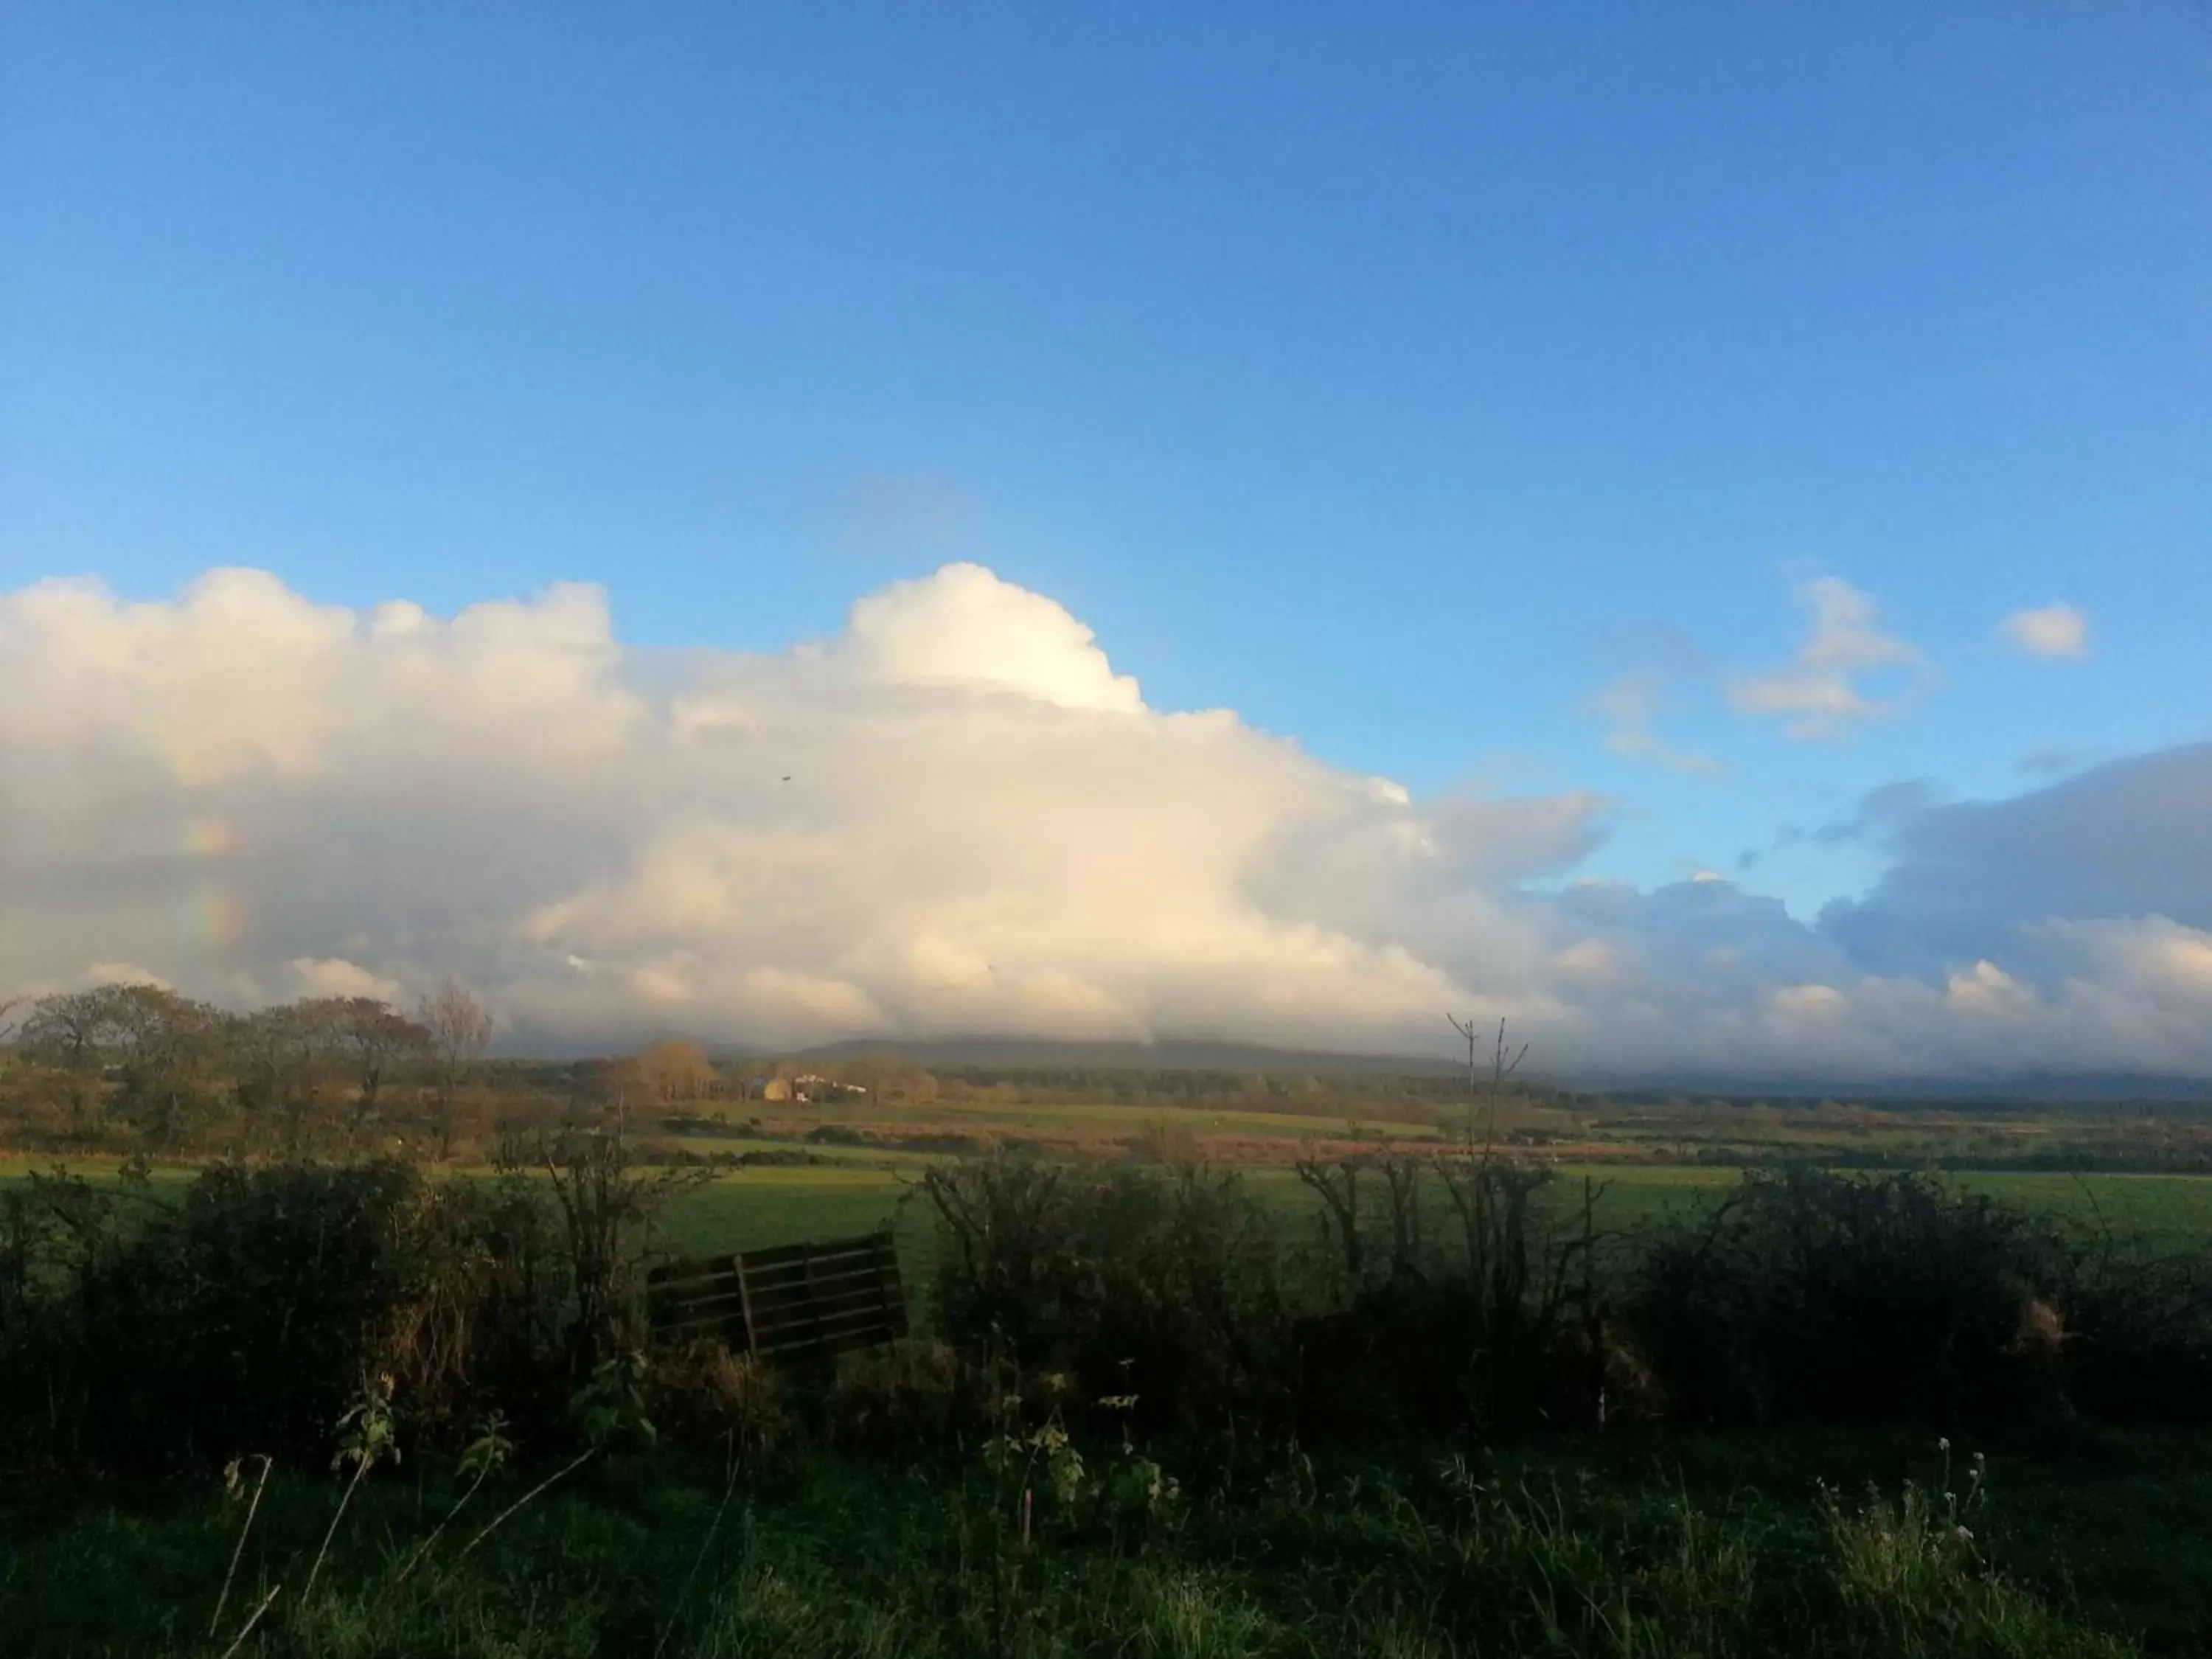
[4,1151,2210,1480]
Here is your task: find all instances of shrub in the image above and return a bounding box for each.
[382,1175,570,1443]
[824,1338,1004,1457]
[1292,1152,1610,1439]
[925,1151,1611,1444]
[0,1129,693,1476]
[922,1155,1293,1433]
[648,1340,793,1458]
[500,1107,709,1383]
[2061,1231,2212,1424]
[1623,1170,2073,1427]
[0,1161,445,1472]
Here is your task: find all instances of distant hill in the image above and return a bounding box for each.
[497,1025,2212,1105]
[1566,1070,2212,1110]
[786,1034,1468,1079]
[787,1040,2212,1103]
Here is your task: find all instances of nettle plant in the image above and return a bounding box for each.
[981,1379,1181,1548]
[303,1374,401,1604]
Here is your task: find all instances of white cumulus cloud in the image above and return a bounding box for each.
[2001,602,2090,661]
[288,957,405,1002]
[2,562,2208,1082]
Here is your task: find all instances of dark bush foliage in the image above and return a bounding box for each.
[0,1127,687,1477]
[1621,1169,2075,1427]
[0,1162,455,1472]
[2063,1233,2212,1423]
[924,1158,2212,1446]
[922,1158,1294,1434]
[920,1152,1610,1441]
[8,1153,2212,1485]
[1289,1153,1613,1439]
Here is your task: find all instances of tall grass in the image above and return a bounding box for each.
[0,1438,2158,1656]
[5,1150,2211,1651]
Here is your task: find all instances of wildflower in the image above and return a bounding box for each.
[1953,1525,1974,1544]
[1936,1436,1951,1453]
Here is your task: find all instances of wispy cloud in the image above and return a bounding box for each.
[2016,745,2100,779]
[2000,602,2090,661]
[1726,576,1925,740]
[1586,672,1725,776]
[1810,779,1944,847]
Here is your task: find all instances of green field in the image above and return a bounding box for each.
[652,1158,2212,1266]
[14,1151,2207,1263]
[660,1164,926,1254]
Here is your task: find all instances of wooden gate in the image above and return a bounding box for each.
[647,1230,908,1363]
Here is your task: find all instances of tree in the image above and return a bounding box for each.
[1446,1013,1526,1152]
[24,983,227,1147]
[325,998,430,1140]
[18,987,122,1131]
[20,983,227,1143]
[627,1039,716,1105]
[18,987,117,1070]
[112,986,228,1146]
[417,980,494,1160]
[233,1000,341,1151]
[233,997,419,1152]
[0,998,29,1135]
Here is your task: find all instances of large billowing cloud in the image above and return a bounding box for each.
[2,563,2208,1082]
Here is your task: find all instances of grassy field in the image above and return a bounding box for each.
[661,1164,928,1255]
[13,1144,2209,1262]
[650,1160,2212,1261]
[639,1082,2212,1261]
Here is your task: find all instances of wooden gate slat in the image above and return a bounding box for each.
[648,1228,905,1364]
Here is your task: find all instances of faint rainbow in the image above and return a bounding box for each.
[182,815,247,953]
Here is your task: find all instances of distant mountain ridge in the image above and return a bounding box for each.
[499,1026,2212,1104]
[785,1038,2212,1102]
[785,1034,1469,1077]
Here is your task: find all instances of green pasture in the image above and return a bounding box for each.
[1529,1165,2212,1247]
[660,1165,925,1256]
[9,1150,2206,1264]
[711,1094,1461,1142]
[658,1159,2212,1262]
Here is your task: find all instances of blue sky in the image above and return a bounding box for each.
[4,5,2209,1074]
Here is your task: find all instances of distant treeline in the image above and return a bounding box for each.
[0,981,501,1157]
[9,980,2210,1166]
[0,982,1560,1157]
[737,1058,1560,1116]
